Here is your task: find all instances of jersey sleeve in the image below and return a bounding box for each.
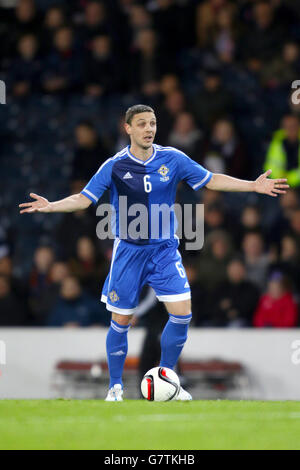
[176,149,212,190]
[81,158,114,204]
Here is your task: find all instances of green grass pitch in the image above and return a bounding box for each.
[1,400,300,450]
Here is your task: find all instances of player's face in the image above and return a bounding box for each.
[125,112,157,150]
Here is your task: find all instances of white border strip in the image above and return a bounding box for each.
[156,292,191,302]
[105,303,139,315]
[101,294,139,315]
[107,238,121,291]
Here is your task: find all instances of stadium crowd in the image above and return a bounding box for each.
[1,0,300,327]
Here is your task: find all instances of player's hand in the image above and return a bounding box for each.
[19,193,52,214]
[254,170,289,197]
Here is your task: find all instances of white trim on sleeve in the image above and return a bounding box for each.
[82,189,99,202]
[192,172,212,190]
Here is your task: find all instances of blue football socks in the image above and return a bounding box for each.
[160,313,192,369]
[106,320,130,388]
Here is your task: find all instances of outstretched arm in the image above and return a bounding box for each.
[19,192,92,214]
[206,169,289,197]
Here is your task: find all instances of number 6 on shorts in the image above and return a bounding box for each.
[175,260,185,278]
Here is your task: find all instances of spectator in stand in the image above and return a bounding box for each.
[168,112,203,163]
[54,204,96,261]
[47,275,109,327]
[235,205,265,249]
[0,253,29,308]
[8,0,42,56]
[77,1,111,50]
[84,34,118,96]
[204,202,231,236]
[68,236,105,296]
[205,257,259,327]
[202,119,249,178]
[279,189,300,221]
[270,235,300,295]
[197,229,233,292]
[128,4,152,43]
[72,121,108,185]
[8,33,41,97]
[253,271,298,327]
[196,0,235,48]
[42,26,83,94]
[287,208,300,253]
[264,114,300,188]
[212,5,237,64]
[0,275,27,326]
[113,117,129,154]
[260,42,300,89]
[129,28,171,96]
[159,73,180,98]
[191,69,233,130]
[239,0,284,62]
[201,186,224,206]
[150,0,195,51]
[267,189,300,247]
[29,260,70,325]
[28,245,55,322]
[156,89,187,144]
[41,5,66,55]
[242,231,270,290]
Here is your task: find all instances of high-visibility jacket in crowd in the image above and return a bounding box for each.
[264,129,300,187]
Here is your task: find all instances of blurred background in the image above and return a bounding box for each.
[1,0,300,400]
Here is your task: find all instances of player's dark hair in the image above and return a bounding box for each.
[125,104,155,125]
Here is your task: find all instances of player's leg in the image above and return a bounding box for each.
[160,299,193,401]
[105,312,132,401]
[147,241,193,400]
[101,239,151,400]
[160,299,192,370]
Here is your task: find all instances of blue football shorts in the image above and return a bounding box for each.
[101,237,191,315]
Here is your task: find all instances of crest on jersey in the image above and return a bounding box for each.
[109,290,119,303]
[158,164,170,182]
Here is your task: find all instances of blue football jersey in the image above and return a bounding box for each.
[81,144,212,244]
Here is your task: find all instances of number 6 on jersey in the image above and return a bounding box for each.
[144,175,152,193]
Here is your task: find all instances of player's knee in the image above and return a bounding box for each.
[111,312,133,326]
[165,299,191,316]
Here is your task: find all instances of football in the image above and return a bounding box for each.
[141,367,180,402]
